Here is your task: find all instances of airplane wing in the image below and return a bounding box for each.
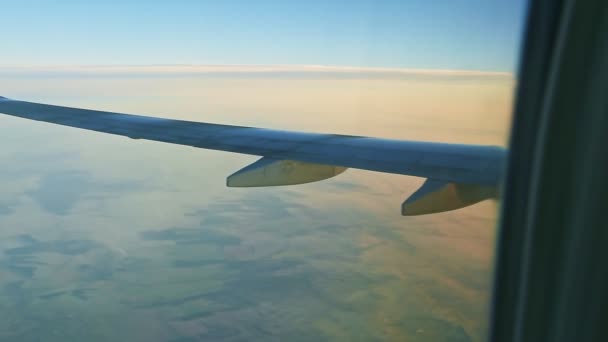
[0,96,506,215]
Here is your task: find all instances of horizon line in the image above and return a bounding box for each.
[0,64,514,80]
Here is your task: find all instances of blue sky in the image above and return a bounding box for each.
[3,0,528,71]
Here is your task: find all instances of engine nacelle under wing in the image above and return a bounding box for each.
[401,178,498,216]
[227,157,347,187]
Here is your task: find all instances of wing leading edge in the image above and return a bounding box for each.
[0,96,506,215]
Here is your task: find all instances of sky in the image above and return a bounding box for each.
[2,0,528,71]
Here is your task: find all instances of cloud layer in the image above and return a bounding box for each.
[0,64,513,80]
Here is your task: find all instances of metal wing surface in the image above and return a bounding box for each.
[0,96,506,215]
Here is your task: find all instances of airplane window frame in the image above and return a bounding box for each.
[490,0,608,341]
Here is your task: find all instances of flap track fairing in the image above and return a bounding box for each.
[227,157,347,187]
